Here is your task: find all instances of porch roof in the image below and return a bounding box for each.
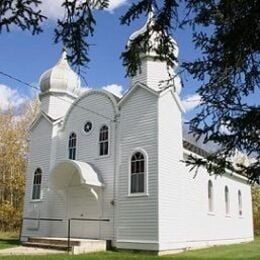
[49,160,104,190]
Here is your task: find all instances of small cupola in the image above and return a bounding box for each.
[127,10,181,93]
[128,11,179,64]
[38,51,80,120]
[39,51,80,99]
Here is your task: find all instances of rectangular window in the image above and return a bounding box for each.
[68,133,77,160]
[99,125,109,156]
[130,152,145,194]
[130,173,144,193]
[32,184,41,200]
[32,168,42,200]
[100,141,108,156]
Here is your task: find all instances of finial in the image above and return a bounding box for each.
[147,5,155,23]
[56,47,68,65]
[61,47,67,60]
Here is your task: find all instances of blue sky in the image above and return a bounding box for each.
[0,0,202,118]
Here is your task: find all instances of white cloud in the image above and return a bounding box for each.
[40,0,64,21]
[40,0,129,21]
[102,84,124,97]
[182,94,201,112]
[0,84,29,111]
[79,84,124,97]
[107,0,129,12]
[79,86,92,94]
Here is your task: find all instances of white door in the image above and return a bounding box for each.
[67,185,101,238]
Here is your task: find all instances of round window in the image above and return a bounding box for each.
[84,121,92,133]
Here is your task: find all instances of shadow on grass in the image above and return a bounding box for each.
[0,238,20,250]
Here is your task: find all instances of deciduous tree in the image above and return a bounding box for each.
[0,100,39,231]
[252,186,260,234]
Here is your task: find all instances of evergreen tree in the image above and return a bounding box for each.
[0,0,259,182]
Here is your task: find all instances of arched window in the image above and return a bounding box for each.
[225,186,230,215]
[32,168,42,200]
[130,152,145,193]
[208,180,214,212]
[68,132,77,160]
[238,190,242,216]
[99,125,109,156]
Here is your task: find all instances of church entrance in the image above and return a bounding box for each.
[67,185,101,239]
[49,160,104,239]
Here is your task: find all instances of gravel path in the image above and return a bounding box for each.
[0,246,65,256]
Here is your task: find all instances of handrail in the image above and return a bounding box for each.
[23,217,63,222]
[20,217,64,247]
[70,218,110,222]
[22,217,110,254]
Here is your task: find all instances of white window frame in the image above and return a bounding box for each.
[99,125,109,157]
[31,168,42,201]
[208,180,214,213]
[225,185,230,216]
[83,120,94,135]
[68,132,77,160]
[128,148,148,197]
[238,190,243,216]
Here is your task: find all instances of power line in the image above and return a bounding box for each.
[0,71,114,122]
[0,68,201,121]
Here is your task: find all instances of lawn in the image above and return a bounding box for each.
[0,232,20,250]
[0,234,259,259]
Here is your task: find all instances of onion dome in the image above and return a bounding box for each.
[39,51,80,97]
[128,10,179,63]
[127,10,181,94]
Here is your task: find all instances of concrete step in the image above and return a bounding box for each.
[28,237,79,246]
[23,242,70,251]
[72,239,107,255]
[23,237,107,254]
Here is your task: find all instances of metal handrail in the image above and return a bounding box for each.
[20,217,64,247]
[22,217,110,253]
[23,217,63,222]
[70,218,110,222]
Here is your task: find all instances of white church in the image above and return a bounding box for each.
[21,13,254,254]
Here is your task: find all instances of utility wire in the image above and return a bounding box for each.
[0,68,201,127]
[0,70,114,122]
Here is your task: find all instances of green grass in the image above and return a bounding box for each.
[0,232,20,250]
[0,236,259,259]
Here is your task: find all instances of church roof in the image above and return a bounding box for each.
[183,139,210,157]
[128,10,179,61]
[39,51,80,98]
[182,125,219,157]
[49,160,104,190]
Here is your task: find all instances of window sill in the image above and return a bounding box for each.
[225,214,231,218]
[95,154,110,160]
[30,199,42,203]
[207,212,215,216]
[239,215,244,219]
[127,193,149,198]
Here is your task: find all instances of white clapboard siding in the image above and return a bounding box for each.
[177,164,254,248]
[21,82,254,252]
[157,91,253,251]
[51,91,117,239]
[22,116,54,239]
[131,59,172,91]
[117,86,159,244]
[40,94,76,120]
[157,90,184,246]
